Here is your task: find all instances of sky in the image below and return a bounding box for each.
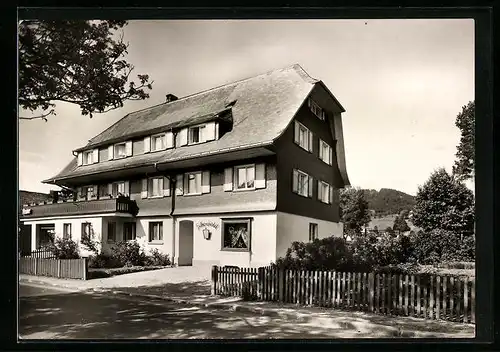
[19,19,474,196]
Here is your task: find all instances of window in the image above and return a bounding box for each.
[124,222,136,241]
[188,125,205,144]
[83,151,93,165]
[293,169,312,198]
[85,186,95,200]
[309,223,318,241]
[318,180,332,204]
[294,121,312,152]
[319,139,332,165]
[112,182,126,197]
[186,172,202,195]
[81,222,92,242]
[114,143,127,159]
[149,222,163,242]
[151,134,166,151]
[148,177,163,197]
[63,223,72,240]
[235,165,255,190]
[222,219,251,251]
[308,98,325,120]
[107,222,116,243]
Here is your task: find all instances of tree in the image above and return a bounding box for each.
[411,168,475,235]
[340,187,371,239]
[452,101,475,181]
[19,20,153,121]
[393,215,411,233]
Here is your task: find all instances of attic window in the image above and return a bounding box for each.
[151,133,166,151]
[308,98,325,120]
[114,143,127,159]
[83,151,93,165]
[188,125,205,145]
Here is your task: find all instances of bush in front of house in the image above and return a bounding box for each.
[111,240,147,267]
[45,237,80,259]
[87,253,122,269]
[144,248,172,267]
[274,236,360,272]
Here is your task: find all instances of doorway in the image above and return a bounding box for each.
[178,220,194,266]
[19,224,32,256]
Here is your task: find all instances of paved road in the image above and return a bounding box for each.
[19,283,474,340]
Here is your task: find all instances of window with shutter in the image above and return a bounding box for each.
[294,121,312,152]
[308,98,325,120]
[151,133,166,152]
[148,177,163,198]
[319,139,332,165]
[185,171,202,195]
[292,169,312,198]
[114,143,127,159]
[83,151,93,165]
[234,164,255,190]
[317,180,332,204]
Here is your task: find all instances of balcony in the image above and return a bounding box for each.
[20,196,138,219]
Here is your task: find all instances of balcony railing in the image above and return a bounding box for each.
[21,196,138,219]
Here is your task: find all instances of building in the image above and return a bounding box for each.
[20,64,351,268]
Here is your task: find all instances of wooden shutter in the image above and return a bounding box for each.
[107,183,113,197]
[201,171,211,194]
[319,140,324,161]
[329,146,333,165]
[308,131,313,152]
[124,181,130,196]
[255,163,266,189]
[308,175,313,197]
[317,180,322,201]
[183,174,189,194]
[292,169,298,193]
[179,128,188,146]
[204,122,216,142]
[175,174,184,195]
[108,145,114,160]
[329,185,333,204]
[294,121,300,144]
[163,177,171,197]
[144,136,151,153]
[224,168,233,191]
[141,179,148,199]
[92,149,99,164]
[125,141,133,156]
[166,132,174,148]
[77,152,83,166]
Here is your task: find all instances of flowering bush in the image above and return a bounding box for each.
[144,248,171,266]
[111,241,147,267]
[45,237,80,259]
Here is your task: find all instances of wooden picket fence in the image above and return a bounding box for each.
[211,266,475,324]
[23,248,56,259]
[19,257,88,280]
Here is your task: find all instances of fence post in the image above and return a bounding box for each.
[211,266,218,296]
[83,258,88,281]
[57,260,61,278]
[368,273,374,312]
[34,258,38,276]
[278,269,284,302]
[257,267,264,300]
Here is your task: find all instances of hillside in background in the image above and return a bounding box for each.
[19,190,52,210]
[363,188,416,218]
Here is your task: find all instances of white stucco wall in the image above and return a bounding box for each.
[135,217,174,257]
[175,212,277,268]
[276,211,343,259]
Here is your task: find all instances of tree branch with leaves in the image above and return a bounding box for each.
[18,20,153,121]
[452,101,475,181]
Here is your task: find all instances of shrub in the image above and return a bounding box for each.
[375,262,419,275]
[111,241,146,267]
[144,248,171,266]
[88,253,121,269]
[274,236,364,272]
[46,237,80,259]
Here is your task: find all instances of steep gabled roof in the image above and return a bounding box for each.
[45,64,343,183]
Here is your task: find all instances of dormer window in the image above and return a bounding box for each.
[83,151,93,165]
[188,125,204,145]
[151,133,166,152]
[308,98,325,120]
[114,143,127,159]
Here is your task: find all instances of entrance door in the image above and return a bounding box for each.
[19,224,32,256]
[178,220,194,266]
